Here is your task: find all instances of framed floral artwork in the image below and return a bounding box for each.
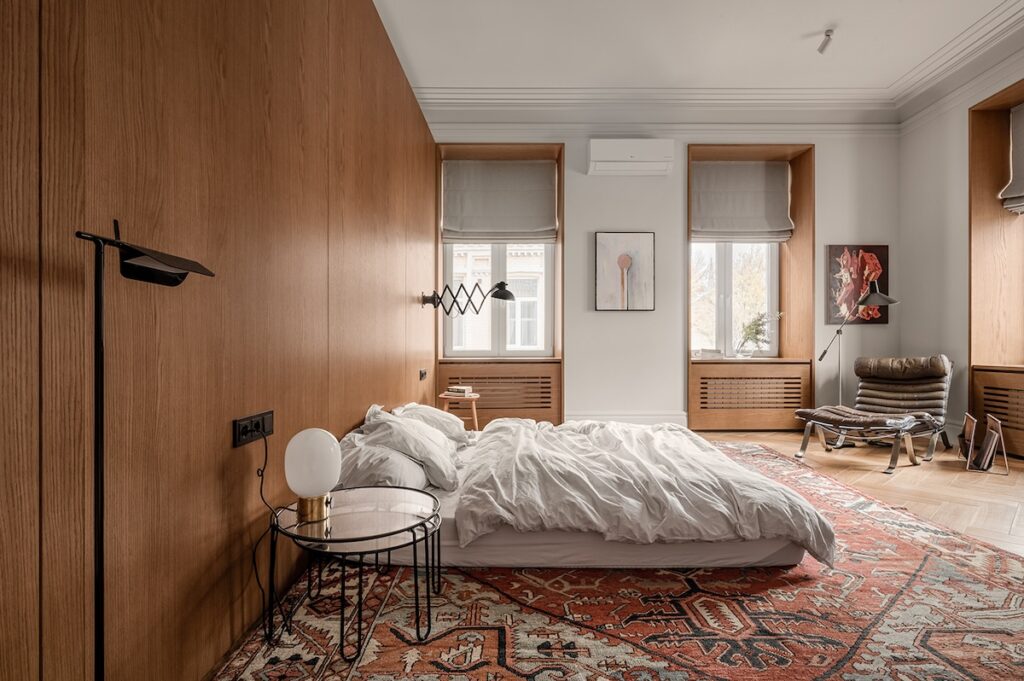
[826,244,889,324]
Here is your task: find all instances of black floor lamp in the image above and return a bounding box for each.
[819,280,898,407]
[75,220,214,679]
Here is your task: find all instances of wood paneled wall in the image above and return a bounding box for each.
[330,0,437,433]
[30,1,435,679]
[1,0,40,679]
[780,148,815,363]
[969,97,1024,367]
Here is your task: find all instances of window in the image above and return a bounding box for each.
[444,243,554,357]
[690,242,779,357]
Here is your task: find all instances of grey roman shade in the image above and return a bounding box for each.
[998,103,1024,214]
[441,160,558,243]
[690,161,794,243]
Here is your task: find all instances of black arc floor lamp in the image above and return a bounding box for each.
[75,220,214,679]
[819,280,899,407]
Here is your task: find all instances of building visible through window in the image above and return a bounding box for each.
[445,243,553,357]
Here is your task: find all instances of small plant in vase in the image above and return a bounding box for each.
[734,312,782,358]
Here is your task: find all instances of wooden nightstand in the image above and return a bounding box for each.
[438,392,480,431]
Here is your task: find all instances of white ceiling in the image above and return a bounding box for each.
[374,0,1024,124]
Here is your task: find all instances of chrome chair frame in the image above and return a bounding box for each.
[796,415,951,474]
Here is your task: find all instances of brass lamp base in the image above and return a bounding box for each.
[296,495,329,523]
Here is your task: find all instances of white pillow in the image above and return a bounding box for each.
[337,432,428,490]
[393,402,471,445]
[362,415,459,491]
[365,404,395,426]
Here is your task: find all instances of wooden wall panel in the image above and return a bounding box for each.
[40,0,89,673]
[39,0,434,678]
[1,0,40,679]
[781,148,815,363]
[969,108,1024,367]
[329,0,437,434]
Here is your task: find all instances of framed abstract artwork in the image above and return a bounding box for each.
[595,232,655,311]
[826,244,890,324]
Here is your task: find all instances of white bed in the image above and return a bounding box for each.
[381,418,832,569]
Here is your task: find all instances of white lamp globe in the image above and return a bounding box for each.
[284,428,341,499]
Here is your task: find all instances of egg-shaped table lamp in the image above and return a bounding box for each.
[285,428,342,523]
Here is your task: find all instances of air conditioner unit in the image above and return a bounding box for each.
[588,138,675,176]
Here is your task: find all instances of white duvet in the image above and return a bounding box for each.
[454,419,836,565]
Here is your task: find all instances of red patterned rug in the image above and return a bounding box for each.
[214,442,1024,680]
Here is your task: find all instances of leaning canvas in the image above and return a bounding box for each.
[595,232,655,310]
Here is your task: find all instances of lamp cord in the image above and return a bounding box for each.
[255,427,275,516]
[250,428,287,641]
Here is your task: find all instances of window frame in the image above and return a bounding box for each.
[693,242,779,358]
[443,243,555,358]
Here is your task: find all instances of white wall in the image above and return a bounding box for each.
[435,127,902,423]
[898,48,1024,424]
[561,139,686,422]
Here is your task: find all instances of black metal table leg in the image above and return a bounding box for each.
[339,555,367,663]
[264,524,278,641]
[356,554,365,654]
[410,527,432,642]
[424,528,432,638]
[433,523,443,595]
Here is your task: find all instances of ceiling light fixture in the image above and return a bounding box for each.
[817,28,834,55]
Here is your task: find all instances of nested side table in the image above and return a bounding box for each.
[266,486,442,661]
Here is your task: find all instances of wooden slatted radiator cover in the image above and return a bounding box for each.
[688,359,811,430]
[971,365,1024,455]
[437,361,563,427]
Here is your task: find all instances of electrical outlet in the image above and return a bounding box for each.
[419,368,428,381]
[232,410,274,447]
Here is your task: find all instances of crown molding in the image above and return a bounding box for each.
[414,1,1024,125]
[900,43,1024,134]
[415,87,895,109]
[889,0,1024,108]
[429,121,900,142]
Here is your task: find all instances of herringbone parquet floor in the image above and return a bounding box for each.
[705,430,1024,557]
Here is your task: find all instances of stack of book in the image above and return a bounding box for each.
[446,385,473,396]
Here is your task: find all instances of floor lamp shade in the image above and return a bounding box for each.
[75,220,213,681]
[856,280,899,307]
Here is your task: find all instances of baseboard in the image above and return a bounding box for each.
[563,411,688,426]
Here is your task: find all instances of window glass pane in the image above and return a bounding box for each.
[521,301,538,347]
[689,243,717,353]
[506,244,546,351]
[731,243,771,353]
[450,244,492,352]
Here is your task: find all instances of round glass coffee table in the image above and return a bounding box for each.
[265,486,441,661]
